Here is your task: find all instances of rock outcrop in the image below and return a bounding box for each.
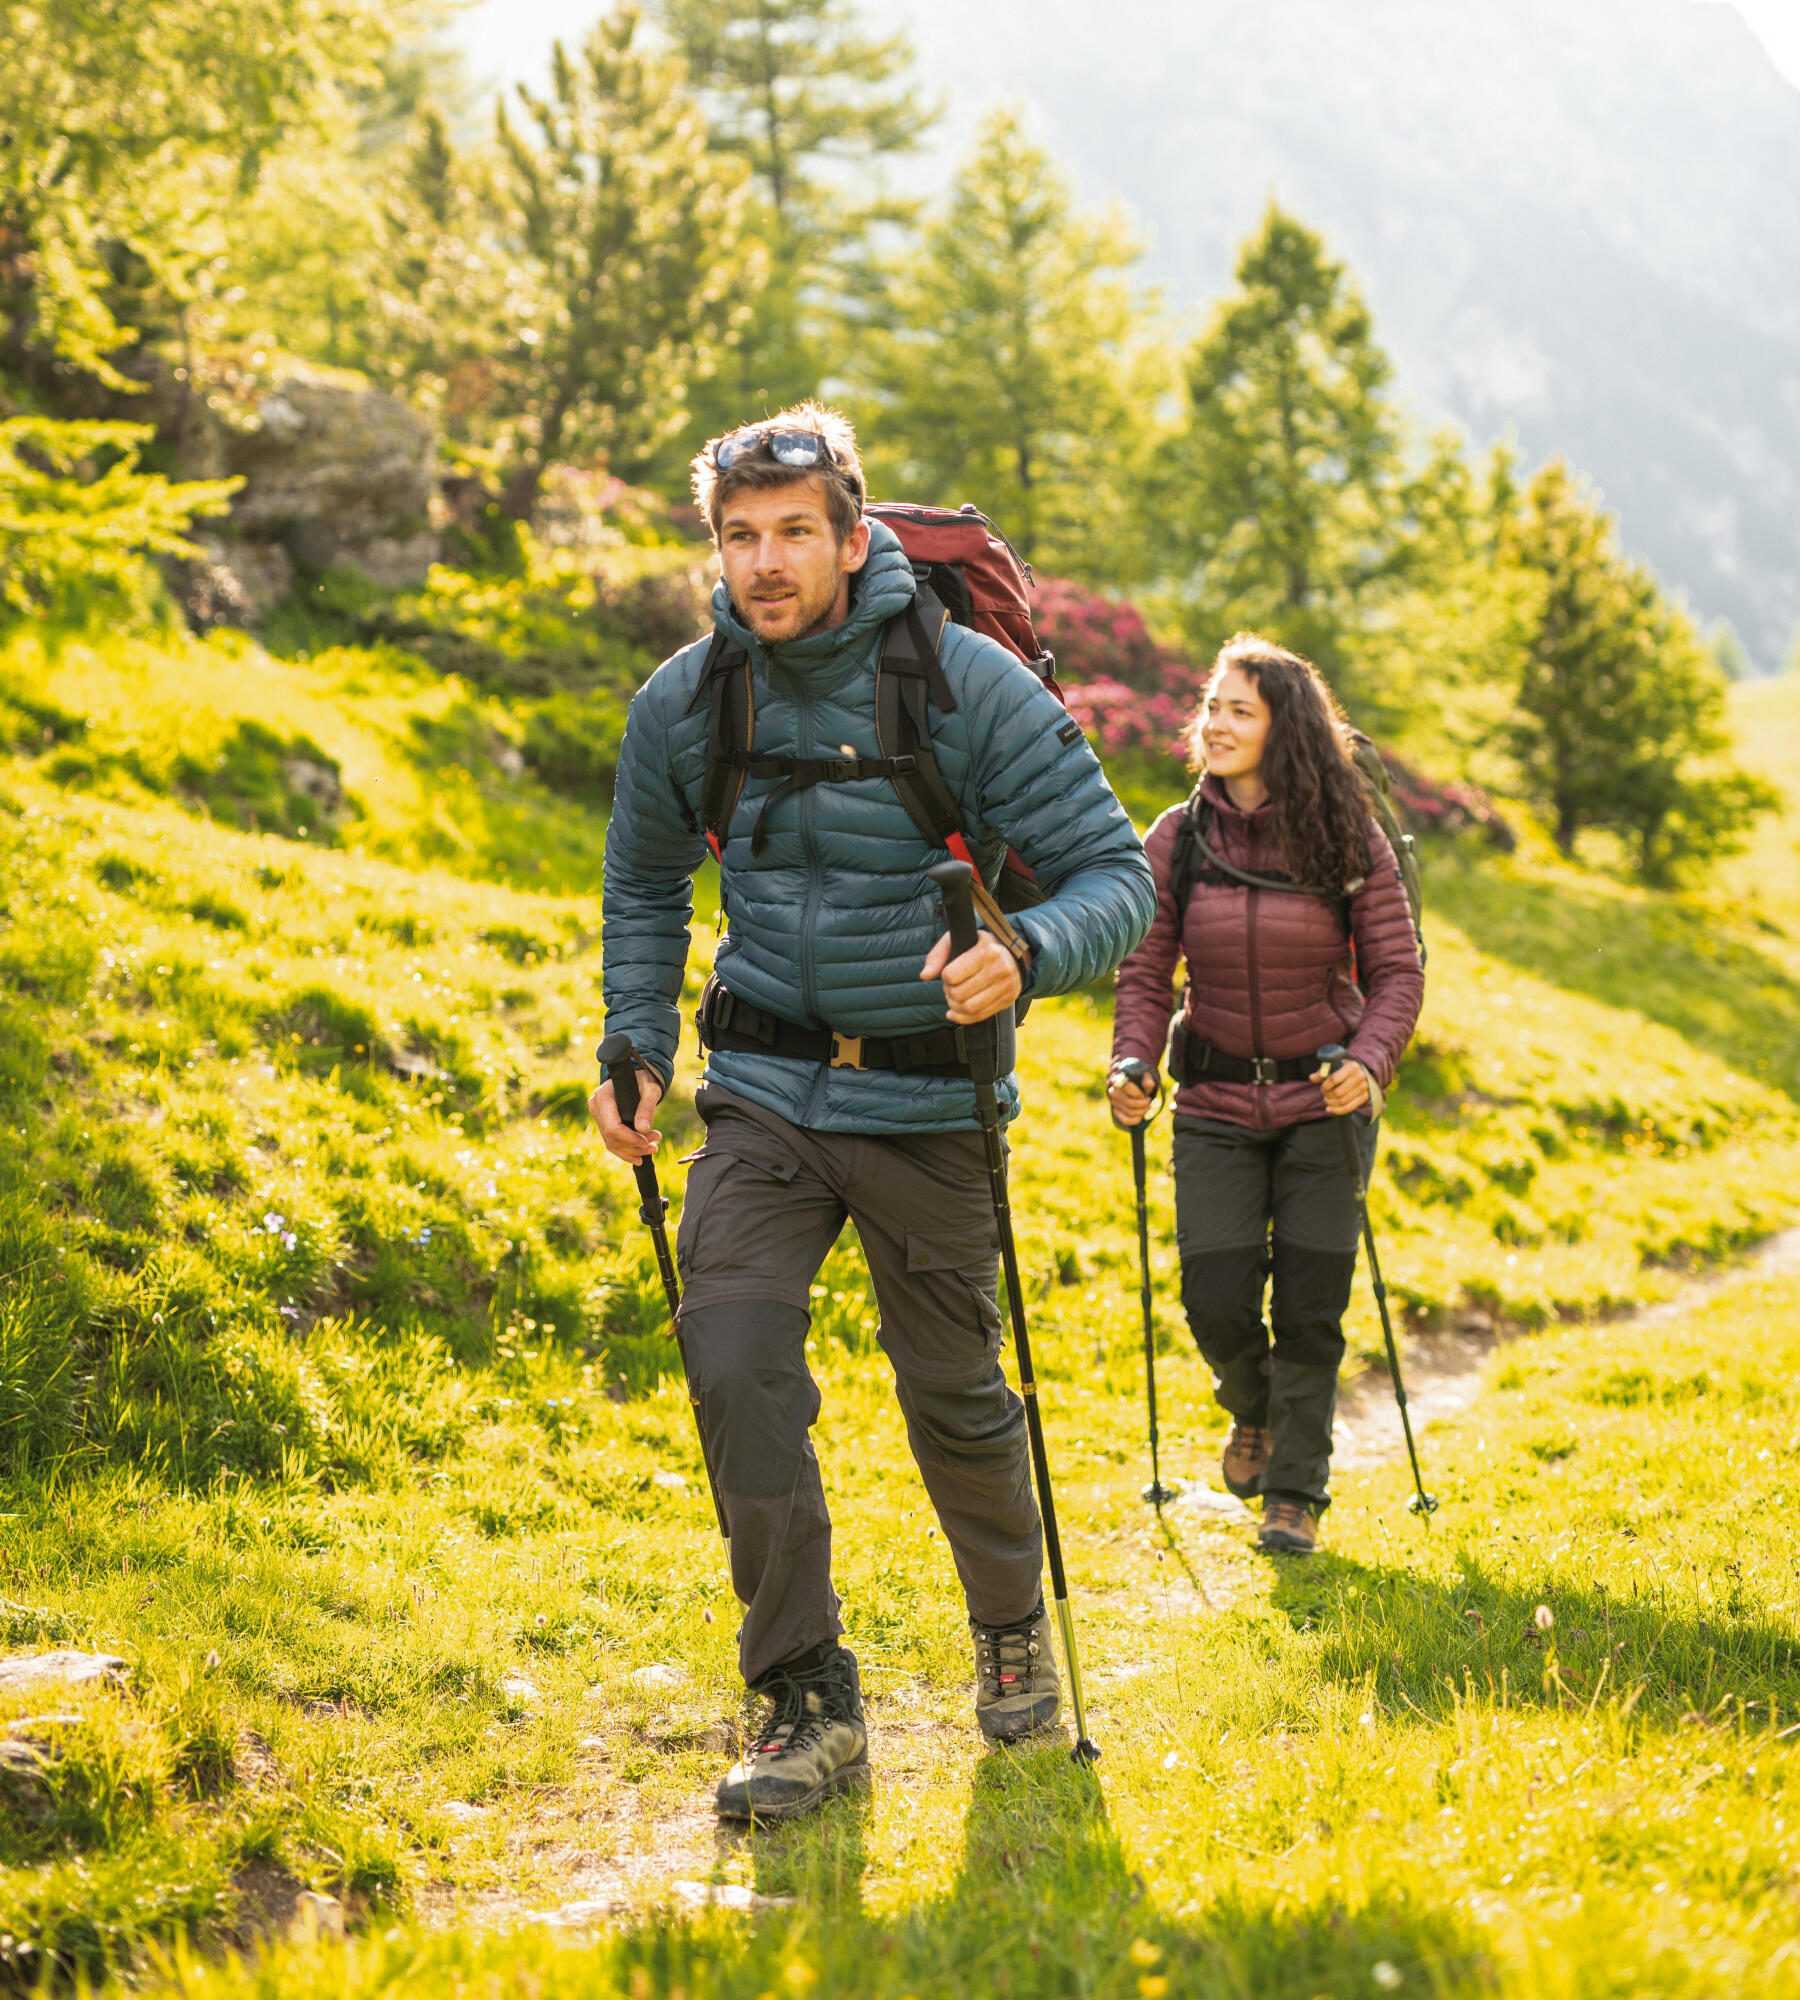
[172,355,440,611]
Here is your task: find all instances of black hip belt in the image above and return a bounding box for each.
[696,976,986,1080]
[1170,1022,1317,1087]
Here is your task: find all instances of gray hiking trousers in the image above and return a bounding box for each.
[1172,1112,1379,1510]
[674,1084,1043,1687]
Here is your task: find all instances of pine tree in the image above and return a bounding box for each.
[1506,461,1776,883]
[484,4,760,519]
[650,0,938,441]
[1154,204,1403,681]
[852,108,1161,576]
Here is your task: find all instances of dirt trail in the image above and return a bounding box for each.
[1330,1224,1800,1471]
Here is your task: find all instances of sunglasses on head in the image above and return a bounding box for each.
[712,426,839,472]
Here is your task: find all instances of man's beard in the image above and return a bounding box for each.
[735,567,843,641]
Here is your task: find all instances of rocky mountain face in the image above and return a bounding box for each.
[899,0,1800,668]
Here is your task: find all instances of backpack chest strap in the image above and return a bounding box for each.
[726,750,923,856]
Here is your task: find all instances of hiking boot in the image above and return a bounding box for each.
[714,1644,868,1822]
[1258,1497,1319,1554]
[973,1602,1061,1743]
[1221,1421,1272,1498]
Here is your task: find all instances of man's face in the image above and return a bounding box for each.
[718,477,871,644]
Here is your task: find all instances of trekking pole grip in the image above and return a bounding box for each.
[598,1032,646,1126]
[927,858,980,960]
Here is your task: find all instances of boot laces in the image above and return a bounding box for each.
[755,1656,852,1760]
[974,1615,1042,1697]
[1265,1498,1312,1531]
[1227,1423,1269,1460]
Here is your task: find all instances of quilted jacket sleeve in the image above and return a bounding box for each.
[956,641,1157,994]
[600,669,710,1087]
[1109,807,1184,1074]
[1344,823,1424,1089]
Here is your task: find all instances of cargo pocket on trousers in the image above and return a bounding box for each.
[886,1221,1003,1383]
[673,1123,802,1282]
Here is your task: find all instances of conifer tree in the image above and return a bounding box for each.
[852,108,1160,576]
[650,0,937,433]
[1154,204,1402,681]
[483,5,759,519]
[1506,461,1776,883]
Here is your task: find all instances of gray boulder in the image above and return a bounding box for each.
[184,357,439,593]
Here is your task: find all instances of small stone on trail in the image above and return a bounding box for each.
[0,1651,127,1693]
[672,1880,794,1913]
[290,1891,346,1942]
[700,1723,735,1755]
[4,1714,84,1740]
[440,1800,487,1825]
[500,1673,540,1707]
[652,1470,688,1491]
[1168,1482,1253,1523]
[527,1896,623,1929]
[629,1662,688,1690]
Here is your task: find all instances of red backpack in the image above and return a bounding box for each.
[692,502,1068,911]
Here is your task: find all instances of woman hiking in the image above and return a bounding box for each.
[1107,635,1424,1555]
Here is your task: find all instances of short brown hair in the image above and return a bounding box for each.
[690,401,866,544]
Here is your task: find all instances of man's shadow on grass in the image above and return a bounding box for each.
[1268,1546,1800,1726]
[720,1741,1489,1993]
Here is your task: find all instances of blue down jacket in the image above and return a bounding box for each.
[600,520,1156,1134]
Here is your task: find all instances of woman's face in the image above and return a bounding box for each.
[1200,666,1271,780]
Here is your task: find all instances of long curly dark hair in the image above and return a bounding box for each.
[1183,633,1371,895]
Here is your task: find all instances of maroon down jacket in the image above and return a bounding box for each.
[1111,775,1425,1130]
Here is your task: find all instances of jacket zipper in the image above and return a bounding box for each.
[1244,882,1269,1127]
[1245,885,1263,1056]
[793,672,823,1028]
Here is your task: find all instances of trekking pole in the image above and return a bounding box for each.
[928,859,1100,1767]
[1109,1057,1172,1511]
[597,1034,729,1542]
[1316,1044,1438,1520]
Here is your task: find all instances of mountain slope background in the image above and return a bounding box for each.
[886,0,1800,668]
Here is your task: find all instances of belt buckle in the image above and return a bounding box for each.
[1251,1056,1277,1086]
[829,1033,864,1070]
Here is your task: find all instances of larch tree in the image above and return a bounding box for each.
[852,107,1162,578]
[1506,460,1777,883]
[1154,203,1403,683]
[650,0,938,437]
[482,4,761,520]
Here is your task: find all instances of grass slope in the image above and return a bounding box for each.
[0,635,1798,1994]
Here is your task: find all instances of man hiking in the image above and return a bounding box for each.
[591,403,1155,1821]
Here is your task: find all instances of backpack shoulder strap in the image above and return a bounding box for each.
[688,629,753,861]
[874,584,974,863]
[1166,787,1206,918]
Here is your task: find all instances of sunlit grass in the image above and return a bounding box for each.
[0,643,1797,1992]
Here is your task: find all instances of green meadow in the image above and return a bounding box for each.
[2,628,1800,1996]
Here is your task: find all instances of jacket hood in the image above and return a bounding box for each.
[709,517,918,667]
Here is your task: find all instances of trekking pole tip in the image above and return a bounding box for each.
[1141,1480,1175,1507]
[1071,1736,1102,1768]
[1408,1492,1441,1519]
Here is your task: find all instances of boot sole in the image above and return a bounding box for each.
[977,1698,1062,1744]
[1257,1530,1316,1554]
[1222,1469,1267,1499]
[714,1750,870,1824]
